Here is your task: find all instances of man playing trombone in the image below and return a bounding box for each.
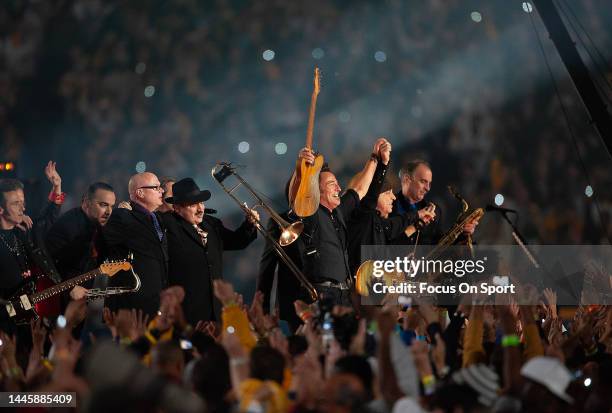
[162,178,259,324]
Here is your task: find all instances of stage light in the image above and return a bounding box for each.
[135,161,146,173]
[338,111,351,123]
[275,142,287,155]
[471,11,482,23]
[135,62,146,74]
[522,2,533,13]
[144,85,155,98]
[374,51,387,62]
[312,48,325,59]
[0,162,15,172]
[495,194,505,205]
[262,49,275,61]
[238,141,250,153]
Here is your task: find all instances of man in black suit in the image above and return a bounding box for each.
[162,178,258,324]
[257,208,304,333]
[46,182,116,299]
[391,160,477,245]
[102,172,168,317]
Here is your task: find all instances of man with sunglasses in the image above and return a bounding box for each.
[102,172,169,316]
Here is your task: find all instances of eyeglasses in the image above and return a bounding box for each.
[139,185,163,191]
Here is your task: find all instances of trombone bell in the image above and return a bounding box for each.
[279,221,304,247]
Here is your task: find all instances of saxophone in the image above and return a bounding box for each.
[425,188,484,260]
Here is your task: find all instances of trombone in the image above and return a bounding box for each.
[212,162,318,301]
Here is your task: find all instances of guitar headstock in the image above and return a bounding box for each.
[100,261,132,277]
[313,67,321,96]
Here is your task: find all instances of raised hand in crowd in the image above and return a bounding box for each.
[64,298,87,330]
[543,287,558,319]
[103,307,118,339]
[248,290,267,336]
[194,320,218,340]
[46,326,87,393]
[0,331,23,390]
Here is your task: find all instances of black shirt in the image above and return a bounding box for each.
[301,189,359,283]
[0,228,30,298]
[348,162,415,274]
[45,207,101,281]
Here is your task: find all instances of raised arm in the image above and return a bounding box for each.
[349,138,391,200]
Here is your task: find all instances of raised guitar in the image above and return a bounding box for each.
[5,261,130,324]
[289,67,324,217]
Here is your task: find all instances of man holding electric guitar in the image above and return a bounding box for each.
[0,162,65,331]
[291,138,392,306]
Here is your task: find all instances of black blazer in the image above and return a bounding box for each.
[256,213,306,332]
[45,207,102,283]
[102,206,169,316]
[162,212,256,323]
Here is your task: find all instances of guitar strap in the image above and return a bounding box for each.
[24,230,62,284]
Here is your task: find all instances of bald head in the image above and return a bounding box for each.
[128,172,164,212]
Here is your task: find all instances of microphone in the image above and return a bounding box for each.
[204,208,217,214]
[485,204,517,214]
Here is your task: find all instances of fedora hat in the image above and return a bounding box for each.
[165,178,211,204]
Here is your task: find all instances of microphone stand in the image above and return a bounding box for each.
[498,210,540,269]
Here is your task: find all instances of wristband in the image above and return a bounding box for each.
[369,153,379,163]
[421,374,435,385]
[41,358,54,372]
[299,310,314,322]
[421,374,436,395]
[48,191,66,204]
[501,334,520,347]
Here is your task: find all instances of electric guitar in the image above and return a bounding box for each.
[289,67,325,217]
[5,261,131,324]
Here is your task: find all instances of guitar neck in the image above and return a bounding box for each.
[305,91,318,150]
[31,269,102,304]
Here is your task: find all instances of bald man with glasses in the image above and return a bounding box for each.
[102,172,169,316]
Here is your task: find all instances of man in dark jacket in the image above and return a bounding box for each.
[102,172,168,317]
[45,182,115,297]
[257,208,305,332]
[0,162,64,330]
[162,178,258,324]
[391,160,477,246]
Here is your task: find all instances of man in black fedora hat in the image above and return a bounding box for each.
[162,177,259,323]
